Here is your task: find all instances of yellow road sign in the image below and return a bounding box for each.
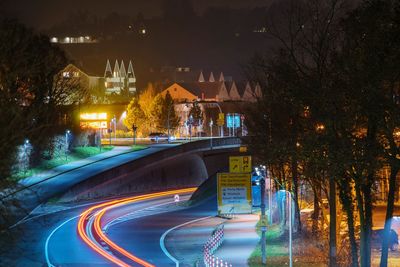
[218,113,225,120]
[217,118,225,126]
[260,215,268,227]
[229,156,252,173]
[217,173,252,214]
[242,156,252,172]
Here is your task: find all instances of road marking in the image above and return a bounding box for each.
[160,216,213,267]
[45,215,80,267]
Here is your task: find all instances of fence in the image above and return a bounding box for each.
[203,224,232,267]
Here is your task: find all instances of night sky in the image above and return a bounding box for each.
[2,0,271,30]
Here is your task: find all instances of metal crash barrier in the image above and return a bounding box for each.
[203,224,232,267]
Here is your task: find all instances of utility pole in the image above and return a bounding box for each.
[260,175,267,264]
[209,119,213,149]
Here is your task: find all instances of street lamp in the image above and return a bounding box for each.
[65,130,70,161]
[259,169,267,264]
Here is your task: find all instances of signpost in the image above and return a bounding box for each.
[217,173,252,215]
[218,113,224,137]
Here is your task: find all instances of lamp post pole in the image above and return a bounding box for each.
[24,139,29,175]
[260,174,267,264]
[209,119,213,149]
[65,130,70,161]
[113,115,117,140]
[288,190,293,267]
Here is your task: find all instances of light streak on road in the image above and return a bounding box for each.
[78,187,197,267]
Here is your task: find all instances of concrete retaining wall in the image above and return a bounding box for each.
[60,138,241,202]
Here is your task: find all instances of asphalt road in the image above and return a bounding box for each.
[1,144,177,224]
[1,188,216,267]
[105,196,216,266]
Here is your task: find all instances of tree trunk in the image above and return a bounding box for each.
[329,175,337,267]
[363,183,373,267]
[338,180,359,267]
[312,184,320,234]
[380,165,399,267]
[355,182,368,267]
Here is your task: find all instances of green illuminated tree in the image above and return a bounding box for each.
[124,97,145,136]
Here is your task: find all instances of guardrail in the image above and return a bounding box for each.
[203,224,232,267]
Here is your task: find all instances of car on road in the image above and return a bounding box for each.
[149,132,168,142]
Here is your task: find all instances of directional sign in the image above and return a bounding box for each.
[217,173,252,214]
[229,156,252,173]
[219,113,225,120]
[229,156,242,173]
[217,118,225,126]
[242,156,252,173]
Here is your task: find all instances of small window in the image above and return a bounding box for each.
[174,87,177,91]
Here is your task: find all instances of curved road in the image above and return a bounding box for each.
[5,188,216,267]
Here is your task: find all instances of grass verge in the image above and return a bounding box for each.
[10,146,115,181]
[248,221,326,267]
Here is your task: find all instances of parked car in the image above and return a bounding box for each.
[148,132,168,142]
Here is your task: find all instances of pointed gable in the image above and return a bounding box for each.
[242,82,256,102]
[198,71,205,82]
[119,60,126,77]
[161,83,198,102]
[104,59,112,77]
[113,60,120,77]
[228,81,241,100]
[127,60,135,78]
[218,72,225,82]
[217,82,230,101]
[209,72,215,82]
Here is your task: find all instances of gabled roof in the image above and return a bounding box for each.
[127,60,135,78]
[228,81,241,100]
[198,71,205,82]
[113,60,120,77]
[120,60,127,77]
[219,72,225,82]
[104,60,112,77]
[209,72,215,82]
[162,82,223,100]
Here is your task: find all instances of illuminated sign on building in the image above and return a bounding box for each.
[80,113,107,120]
[80,113,108,129]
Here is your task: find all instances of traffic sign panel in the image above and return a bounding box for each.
[217,173,252,214]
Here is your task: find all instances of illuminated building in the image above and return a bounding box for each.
[104,59,136,95]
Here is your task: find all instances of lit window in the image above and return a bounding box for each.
[63,72,70,78]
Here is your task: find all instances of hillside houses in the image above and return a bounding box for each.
[160,70,262,103]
